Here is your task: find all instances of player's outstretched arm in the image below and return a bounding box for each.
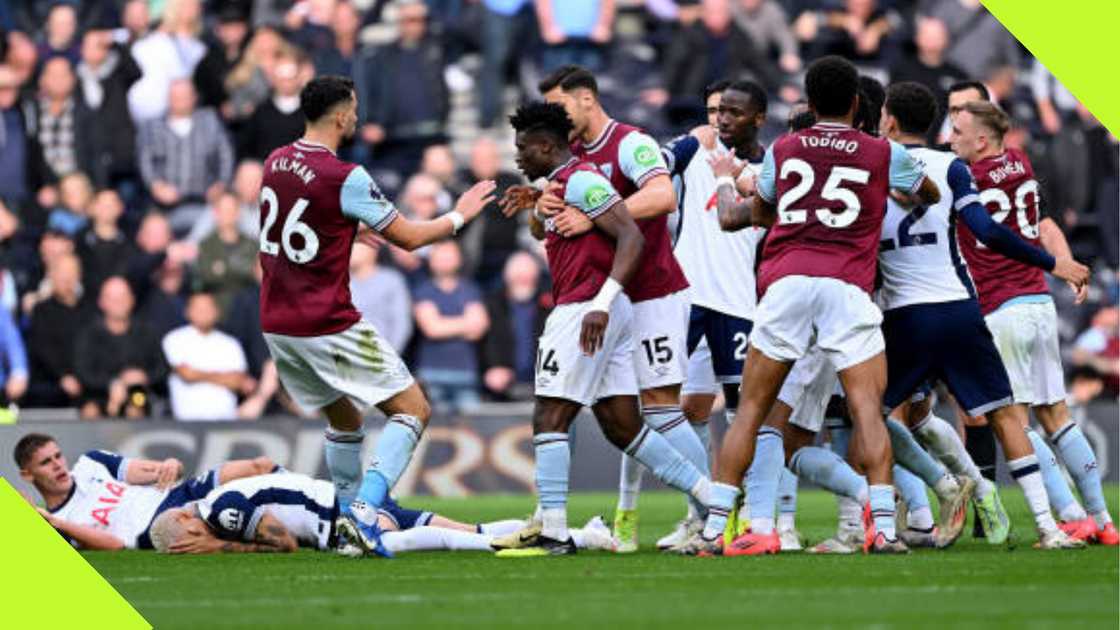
[168,513,298,554]
[1039,216,1090,304]
[124,457,184,489]
[380,180,497,251]
[580,203,645,355]
[624,174,677,219]
[39,510,126,550]
[959,202,1087,288]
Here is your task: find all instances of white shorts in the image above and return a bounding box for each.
[682,337,719,396]
[631,291,690,390]
[535,296,638,406]
[985,300,1066,406]
[780,345,838,434]
[265,319,414,414]
[751,276,884,370]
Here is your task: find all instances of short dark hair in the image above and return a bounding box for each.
[885,81,939,136]
[789,109,816,132]
[703,79,732,103]
[724,80,768,114]
[509,101,574,146]
[805,56,860,118]
[855,75,886,135]
[538,65,598,96]
[300,75,355,123]
[14,433,55,468]
[948,80,990,102]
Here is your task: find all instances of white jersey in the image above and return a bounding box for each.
[878,146,975,311]
[673,139,766,318]
[196,473,337,550]
[50,451,169,549]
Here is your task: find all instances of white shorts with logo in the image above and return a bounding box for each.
[751,275,884,371]
[535,296,638,406]
[632,290,690,391]
[682,337,719,396]
[780,345,839,434]
[985,300,1066,406]
[264,319,414,414]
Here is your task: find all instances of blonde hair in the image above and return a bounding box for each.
[148,508,188,553]
[962,100,1011,144]
[160,0,202,36]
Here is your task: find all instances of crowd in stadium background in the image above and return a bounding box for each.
[0,0,1114,420]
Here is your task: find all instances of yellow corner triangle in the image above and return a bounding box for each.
[0,478,150,629]
[982,0,1120,135]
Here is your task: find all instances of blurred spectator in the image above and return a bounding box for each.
[0,64,28,205]
[223,261,281,418]
[187,159,263,242]
[794,0,901,64]
[21,230,76,317]
[36,3,80,65]
[534,0,615,73]
[732,0,801,75]
[349,237,413,352]
[419,144,460,194]
[387,173,446,284]
[357,0,449,180]
[128,0,208,121]
[477,0,535,129]
[1029,60,1078,137]
[162,291,252,420]
[0,200,37,297]
[656,0,782,107]
[239,55,309,160]
[1072,306,1120,397]
[46,172,93,238]
[137,79,234,235]
[0,302,27,406]
[284,0,339,57]
[921,0,1020,81]
[119,0,153,45]
[74,276,167,418]
[481,251,547,400]
[27,253,88,407]
[139,258,189,340]
[312,0,363,78]
[458,136,525,287]
[77,189,129,295]
[412,240,488,411]
[129,211,197,305]
[5,30,38,86]
[889,16,965,111]
[25,57,98,194]
[196,193,257,312]
[222,26,285,122]
[76,29,143,194]
[193,6,251,113]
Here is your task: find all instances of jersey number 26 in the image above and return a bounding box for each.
[260,186,320,264]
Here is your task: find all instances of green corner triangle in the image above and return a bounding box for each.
[982,0,1120,135]
[0,478,150,629]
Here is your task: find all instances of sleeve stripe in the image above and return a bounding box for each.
[954,193,979,211]
[244,508,264,542]
[909,175,926,195]
[372,207,399,232]
[635,167,670,187]
[586,195,624,220]
[116,458,131,482]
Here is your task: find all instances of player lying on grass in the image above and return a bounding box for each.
[147,472,615,555]
[14,432,278,550]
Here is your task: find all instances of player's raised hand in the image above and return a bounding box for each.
[554,207,593,237]
[580,310,609,356]
[690,125,717,150]
[1068,281,1089,305]
[1051,257,1090,290]
[156,458,183,489]
[708,151,743,179]
[536,182,566,217]
[499,184,541,218]
[453,180,498,221]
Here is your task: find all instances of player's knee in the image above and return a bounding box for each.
[681,396,714,423]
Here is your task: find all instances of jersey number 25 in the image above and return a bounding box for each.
[260,186,320,264]
[777,159,870,229]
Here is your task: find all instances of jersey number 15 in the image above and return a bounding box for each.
[260,186,320,264]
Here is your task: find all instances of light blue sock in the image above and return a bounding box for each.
[869,484,897,539]
[745,427,783,534]
[828,422,851,460]
[692,420,711,460]
[627,426,704,500]
[778,468,799,517]
[1027,428,1085,521]
[1050,422,1110,522]
[702,482,740,540]
[886,417,949,488]
[893,464,931,524]
[647,406,709,516]
[534,432,571,540]
[789,446,869,503]
[324,427,364,508]
[355,414,424,510]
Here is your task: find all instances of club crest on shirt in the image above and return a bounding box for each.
[219,508,245,532]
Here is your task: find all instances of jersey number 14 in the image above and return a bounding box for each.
[260,186,320,264]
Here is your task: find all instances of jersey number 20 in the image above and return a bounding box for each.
[976,179,1040,250]
[777,159,870,229]
[260,186,320,264]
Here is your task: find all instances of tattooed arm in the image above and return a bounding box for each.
[168,513,298,554]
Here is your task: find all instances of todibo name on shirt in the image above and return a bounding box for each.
[988,160,1025,184]
[799,134,859,154]
[271,158,317,185]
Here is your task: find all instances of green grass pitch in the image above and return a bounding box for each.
[86,487,1120,629]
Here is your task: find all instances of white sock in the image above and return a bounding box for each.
[907,506,935,531]
[838,495,863,533]
[752,516,774,535]
[617,453,645,511]
[913,412,984,485]
[932,474,961,501]
[1093,511,1113,528]
[777,512,796,532]
[1008,455,1058,532]
[381,527,492,553]
[541,507,568,541]
[478,519,526,537]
